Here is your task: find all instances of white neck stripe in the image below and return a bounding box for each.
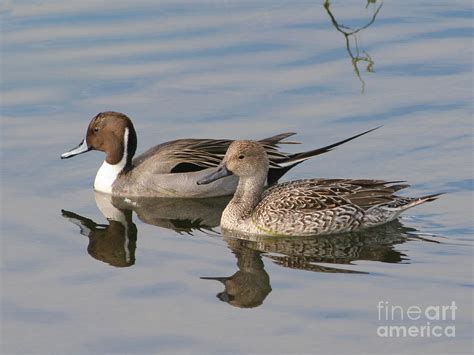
[94,128,129,194]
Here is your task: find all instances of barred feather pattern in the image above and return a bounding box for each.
[250,179,432,236]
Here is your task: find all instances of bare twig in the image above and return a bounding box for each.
[323,0,382,92]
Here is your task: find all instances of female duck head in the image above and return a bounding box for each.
[61,111,137,166]
[197,140,269,185]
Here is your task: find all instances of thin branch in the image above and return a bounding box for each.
[323,1,383,36]
[346,3,383,36]
[323,0,382,93]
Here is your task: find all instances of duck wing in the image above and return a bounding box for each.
[132,127,377,178]
[254,179,411,235]
[132,133,297,174]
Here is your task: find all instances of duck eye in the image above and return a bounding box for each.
[238,155,245,160]
[93,127,99,132]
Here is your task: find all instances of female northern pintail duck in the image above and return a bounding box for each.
[197,140,441,236]
[61,111,376,198]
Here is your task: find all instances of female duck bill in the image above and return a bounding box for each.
[61,139,91,159]
[197,164,232,185]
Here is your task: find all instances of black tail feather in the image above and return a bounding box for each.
[283,126,382,167]
[267,126,381,184]
[268,162,301,185]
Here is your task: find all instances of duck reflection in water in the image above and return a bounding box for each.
[62,193,138,267]
[111,193,229,235]
[62,210,137,267]
[62,191,229,266]
[202,220,438,308]
[62,192,438,308]
[202,238,273,308]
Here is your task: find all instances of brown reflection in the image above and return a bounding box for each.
[62,192,229,267]
[202,237,272,308]
[110,194,230,235]
[203,220,432,308]
[225,219,419,269]
[62,193,438,307]
[61,208,137,267]
[323,0,383,92]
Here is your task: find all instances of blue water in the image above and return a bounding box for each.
[1,1,472,354]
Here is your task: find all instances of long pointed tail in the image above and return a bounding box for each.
[364,192,443,226]
[280,126,381,167]
[400,193,444,211]
[267,126,380,184]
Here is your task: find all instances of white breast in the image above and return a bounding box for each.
[94,160,125,193]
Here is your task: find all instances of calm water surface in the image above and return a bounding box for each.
[1,1,473,354]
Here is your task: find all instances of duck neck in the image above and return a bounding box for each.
[223,171,266,226]
[94,127,134,193]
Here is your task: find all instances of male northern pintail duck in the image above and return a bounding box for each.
[197,140,442,236]
[61,111,377,198]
